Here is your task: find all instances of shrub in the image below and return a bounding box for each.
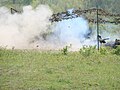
[113,46,120,55]
[79,45,96,57]
[61,44,72,55]
[99,47,109,55]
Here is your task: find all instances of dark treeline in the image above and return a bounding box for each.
[83,0,120,14]
[0,0,119,14]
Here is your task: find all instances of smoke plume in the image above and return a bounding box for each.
[0,5,97,50]
[52,17,96,50]
[0,5,52,49]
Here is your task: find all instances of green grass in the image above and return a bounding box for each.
[0,48,120,90]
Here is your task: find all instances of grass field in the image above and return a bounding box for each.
[0,48,120,90]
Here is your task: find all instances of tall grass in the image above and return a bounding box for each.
[0,47,120,90]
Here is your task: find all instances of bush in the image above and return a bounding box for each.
[113,46,120,55]
[62,46,68,55]
[79,46,96,57]
[61,44,72,55]
[99,47,109,55]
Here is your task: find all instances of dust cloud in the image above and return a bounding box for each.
[0,5,97,50]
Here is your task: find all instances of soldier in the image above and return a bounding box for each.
[97,35,109,45]
[115,39,120,45]
[98,35,105,43]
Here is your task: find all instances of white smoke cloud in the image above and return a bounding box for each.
[52,17,96,50]
[0,5,98,50]
[0,5,53,49]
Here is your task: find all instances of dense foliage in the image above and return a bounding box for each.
[0,0,120,13]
